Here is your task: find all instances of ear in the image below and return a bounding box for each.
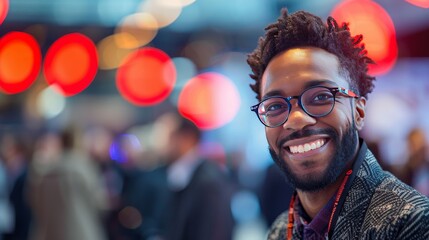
[354,97,366,130]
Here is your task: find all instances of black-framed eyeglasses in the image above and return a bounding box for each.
[250,86,359,128]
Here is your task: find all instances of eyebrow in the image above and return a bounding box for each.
[262,79,339,99]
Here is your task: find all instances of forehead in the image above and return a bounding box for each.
[260,47,349,98]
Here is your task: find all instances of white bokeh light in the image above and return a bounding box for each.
[37,85,66,119]
[138,0,182,28]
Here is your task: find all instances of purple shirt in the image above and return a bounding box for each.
[294,193,336,240]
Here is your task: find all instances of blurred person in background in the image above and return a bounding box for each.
[258,163,293,227]
[27,127,108,240]
[112,132,170,240]
[82,126,124,240]
[394,127,429,196]
[0,156,13,240]
[160,112,235,240]
[247,9,429,239]
[0,132,32,240]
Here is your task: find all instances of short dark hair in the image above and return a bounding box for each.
[247,9,376,100]
[175,115,202,143]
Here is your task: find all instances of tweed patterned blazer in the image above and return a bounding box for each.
[267,142,429,240]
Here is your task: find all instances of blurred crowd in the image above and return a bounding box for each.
[0,111,428,240]
[0,111,236,240]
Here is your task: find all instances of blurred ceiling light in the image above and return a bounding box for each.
[178,72,241,130]
[178,0,196,7]
[97,34,134,70]
[43,33,98,96]
[37,85,66,119]
[0,0,9,25]
[331,0,398,76]
[405,0,429,8]
[115,12,158,49]
[138,0,182,28]
[0,32,41,94]
[116,47,176,106]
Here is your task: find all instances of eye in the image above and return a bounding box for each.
[314,93,333,101]
[261,99,288,117]
[306,91,334,105]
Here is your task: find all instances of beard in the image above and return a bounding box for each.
[269,125,358,192]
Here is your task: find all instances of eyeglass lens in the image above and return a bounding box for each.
[258,87,335,127]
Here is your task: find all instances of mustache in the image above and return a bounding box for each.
[277,128,336,149]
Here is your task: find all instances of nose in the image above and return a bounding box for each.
[282,101,316,130]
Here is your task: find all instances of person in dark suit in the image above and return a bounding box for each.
[258,163,294,227]
[0,132,32,240]
[162,113,235,240]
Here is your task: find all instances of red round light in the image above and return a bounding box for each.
[43,33,98,96]
[0,32,41,94]
[178,72,240,130]
[0,0,9,25]
[331,0,398,75]
[116,47,176,106]
[406,0,429,8]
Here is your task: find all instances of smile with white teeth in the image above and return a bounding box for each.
[289,139,325,154]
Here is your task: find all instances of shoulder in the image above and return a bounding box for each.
[358,147,429,212]
[267,211,288,240]
[363,173,429,238]
[374,172,429,210]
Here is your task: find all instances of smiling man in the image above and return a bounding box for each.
[247,9,429,240]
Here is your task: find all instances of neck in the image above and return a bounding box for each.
[296,162,353,220]
[297,138,361,219]
[296,180,340,219]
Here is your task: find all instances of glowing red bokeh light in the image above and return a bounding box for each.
[331,0,398,75]
[43,33,98,96]
[0,0,9,25]
[178,72,240,130]
[406,0,429,8]
[116,47,176,106]
[0,32,41,94]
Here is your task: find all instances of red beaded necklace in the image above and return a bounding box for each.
[286,169,353,240]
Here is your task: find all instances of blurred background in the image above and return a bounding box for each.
[0,0,428,240]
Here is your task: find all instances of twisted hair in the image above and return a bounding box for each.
[247,9,375,100]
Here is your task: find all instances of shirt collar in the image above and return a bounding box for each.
[294,193,336,238]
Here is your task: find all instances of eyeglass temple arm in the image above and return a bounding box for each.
[338,88,359,98]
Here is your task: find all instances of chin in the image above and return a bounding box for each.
[269,125,358,192]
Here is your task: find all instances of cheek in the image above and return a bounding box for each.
[265,128,280,152]
[327,107,354,136]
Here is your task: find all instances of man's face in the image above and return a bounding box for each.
[260,47,365,192]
